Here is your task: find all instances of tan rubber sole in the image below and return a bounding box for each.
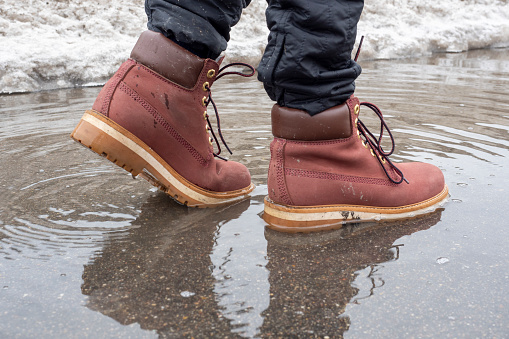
[263,185,449,232]
[70,110,255,207]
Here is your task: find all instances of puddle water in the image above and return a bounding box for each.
[1,48,508,337]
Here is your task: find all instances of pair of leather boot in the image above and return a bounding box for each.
[71,31,448,232]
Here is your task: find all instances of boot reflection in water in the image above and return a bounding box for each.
[70,0,448,229]
[81,195,252,336]
[81,194,442,337]
[261,212,442,336]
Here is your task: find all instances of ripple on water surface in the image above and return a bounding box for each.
[0,96,147,261]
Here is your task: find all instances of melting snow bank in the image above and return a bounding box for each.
[357,0,509,59]
[1,0,508,94]
[0,0,146,93]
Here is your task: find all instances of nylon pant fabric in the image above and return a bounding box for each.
[145,0,251,59]
[258,0,364,115]
[145,0,364,116]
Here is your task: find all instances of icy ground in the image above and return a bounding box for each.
[1,0,508,93]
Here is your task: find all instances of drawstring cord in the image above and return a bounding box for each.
[203,62,256,160]
[354,35,364,62]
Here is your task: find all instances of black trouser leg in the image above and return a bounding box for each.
[257,0,364,115]
[145,0,251,59]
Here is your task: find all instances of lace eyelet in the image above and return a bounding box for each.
[370,149,375,157]
[379,155,387,164]
[203,82,210,92]
[202,96,207,106]
[203,111,207,120]
[207,69,216,78]
[354,104,360,115]
[362,140,368,149]
[209,137,213,145]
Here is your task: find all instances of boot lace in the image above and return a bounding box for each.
[357,102,409,184]
[354,36,409,185]
[203,62,255,161]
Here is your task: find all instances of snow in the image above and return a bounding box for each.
[357,0,509,59]
[1,0,508,93]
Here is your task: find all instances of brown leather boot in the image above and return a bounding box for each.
[263,96,449,232]
[71,31,255,207]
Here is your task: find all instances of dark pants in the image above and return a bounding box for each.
[145,0,364,115]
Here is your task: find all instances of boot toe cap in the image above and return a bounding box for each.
[398,162,446,204]
[214,160,252,192]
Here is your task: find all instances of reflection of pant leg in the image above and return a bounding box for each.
[145,0,252,59]
[258,0,364,116]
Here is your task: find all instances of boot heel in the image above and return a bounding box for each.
[70,110,147,177]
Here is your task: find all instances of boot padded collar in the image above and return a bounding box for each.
[271,103,352,141]
[130,30,207,89]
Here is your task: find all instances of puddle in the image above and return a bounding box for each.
[1,48,509,337]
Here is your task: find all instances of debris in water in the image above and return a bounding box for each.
[180,291,195,298]
[436,257,450,265]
